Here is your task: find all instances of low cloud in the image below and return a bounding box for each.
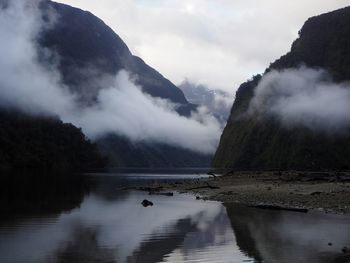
[66,73,221,154]
[249,67,350,133]
[0,0,221,154]
[179,80,233,125]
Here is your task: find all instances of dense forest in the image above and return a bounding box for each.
[0,110,105,171]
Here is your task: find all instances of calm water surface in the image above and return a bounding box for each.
[0,171,350,263]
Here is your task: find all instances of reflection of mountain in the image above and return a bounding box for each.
[0,180,247,263]
[51,225,117,263]
[127,206,239,263]
[0,171,91,218]
[224,203,350,263]
[2,172,350,263]
[126,218,198,263]
[223,205,263,261]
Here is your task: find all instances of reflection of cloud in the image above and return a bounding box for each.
[167,206,249,263]
[0,192,238,263]
[2,191,350,263]
[0,217,73,263]
[78,192,223,262]
[51,225,117,262]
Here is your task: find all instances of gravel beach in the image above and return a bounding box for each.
[157,171,350,214]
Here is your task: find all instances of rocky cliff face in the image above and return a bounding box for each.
[213,6,350,170]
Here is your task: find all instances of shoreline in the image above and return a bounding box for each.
[152,171,350,215]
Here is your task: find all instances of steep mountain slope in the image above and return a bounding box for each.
[213,6,350,170]
[97,135,211,168]
[38,1,209,167]
[39,0,195,113]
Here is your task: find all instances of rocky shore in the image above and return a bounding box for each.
[155,171,350,214]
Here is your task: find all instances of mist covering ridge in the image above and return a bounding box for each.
[179,80,233,126]
[249,67,350,133]
[0,0,221,155]
[213,5,350,170]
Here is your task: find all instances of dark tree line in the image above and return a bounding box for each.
[0,110,105,171]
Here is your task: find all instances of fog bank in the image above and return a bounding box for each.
[0,0,221,154]
[249,67,350,133]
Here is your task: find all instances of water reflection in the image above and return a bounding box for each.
[225,203,350,263]
[0,172,92,218]
[0,174,250,263]
[1,173,350,263]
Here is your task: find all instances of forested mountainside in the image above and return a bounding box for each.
[0,0,211,170]
[39,1,195,112]
[38,0,209,167]
[0,111,104,171]
[213,6,350,170]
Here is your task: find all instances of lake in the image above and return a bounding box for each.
[0,171,350,263]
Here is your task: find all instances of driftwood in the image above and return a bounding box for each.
[120,186,164,192]
[186,182,220,190]
[207,172,217,178]
[250,204,308,213]
[310,191,322,196]
[148,192,174,196]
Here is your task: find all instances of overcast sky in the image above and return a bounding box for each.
[57,0,349,93]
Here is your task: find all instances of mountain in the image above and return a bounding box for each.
[213,6,350,170]
[97,135,211,168]
[37,1,210,167]
[0,110,104,171]
[179,80,232,126]
[0,1,109,172]
[39,0,196,115]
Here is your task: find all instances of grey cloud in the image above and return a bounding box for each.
[0,0,221,154]
[249,67,350,132]
[57,0,350,93]
[66,72,221,154]
[0,0,74,116]
[179,80,233,126]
